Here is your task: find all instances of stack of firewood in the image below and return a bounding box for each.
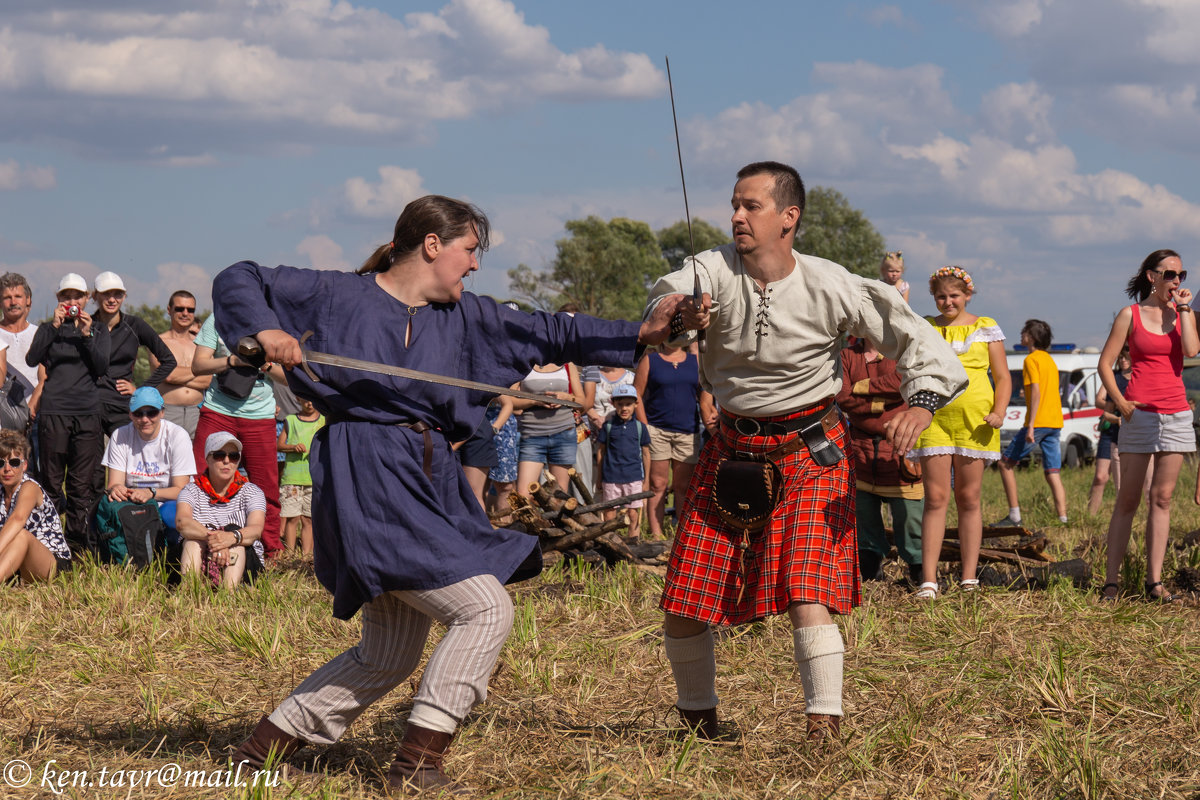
[488,468,669,567]
[937,525,1089,586]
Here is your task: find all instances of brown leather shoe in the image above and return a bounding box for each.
[805,713,841,743]
[676,706,721,739]
[386,723,469,796]
[230,715,306,769]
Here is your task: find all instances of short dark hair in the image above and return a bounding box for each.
[358,195,491,275]
[0,273,32,301]
[1126,249,1181,301]
[1022,319,1052,350]
[736,161,806,230]
[167,289,195,308]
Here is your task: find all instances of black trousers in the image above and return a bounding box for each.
[39,412,104,554]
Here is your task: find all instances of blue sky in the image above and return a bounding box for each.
[3,0,1200,347]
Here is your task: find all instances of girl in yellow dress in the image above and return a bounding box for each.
[908,267,1012,598]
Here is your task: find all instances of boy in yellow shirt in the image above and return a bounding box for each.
[995,320,1068,525]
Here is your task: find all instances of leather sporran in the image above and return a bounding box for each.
[898,456,923,483]
[713,457,783,533]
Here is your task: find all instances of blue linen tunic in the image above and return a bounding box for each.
[213,262,640,619]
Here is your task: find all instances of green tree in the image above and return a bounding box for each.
[657,218,731,272]
[507,216,668,320]
[795,186,886,278]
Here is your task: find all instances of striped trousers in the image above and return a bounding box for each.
[270,574,514,742]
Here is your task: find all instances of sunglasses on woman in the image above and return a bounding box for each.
[1156,269,1188,282]
[209,450,242,463]
[131,408,161,419]
[3,457,24,468]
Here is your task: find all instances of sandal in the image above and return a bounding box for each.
[960,579,980,592]
[914,581,938,600]
[1145,581,1180,604]
[1099,582,1120,602]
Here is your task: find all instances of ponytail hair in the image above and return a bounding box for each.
[357,195,492,275]
[1125,249,1181,301]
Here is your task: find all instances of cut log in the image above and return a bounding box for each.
[940,540,1053,567]
[945,525,1039,540]
[593,531,635,562]
[567,467,595,505]
[545,517,628,552]
[531,483,576,515]
[569,491,655,518]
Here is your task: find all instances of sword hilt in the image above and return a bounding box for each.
[235,337,267,368]
[236,332,321,381]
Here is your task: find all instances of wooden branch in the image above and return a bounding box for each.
[570,491,655,518]
[544,517,628,552]
[567,467,595,505]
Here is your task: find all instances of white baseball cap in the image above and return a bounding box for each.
[57,273,88,294]
[204,431,243,455]
[94,271,126,293]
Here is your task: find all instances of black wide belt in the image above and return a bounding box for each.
[720,399,835,438]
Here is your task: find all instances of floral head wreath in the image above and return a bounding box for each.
[930,265,974,294]
[883,250,903,264]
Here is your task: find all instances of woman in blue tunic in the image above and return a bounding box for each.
[220,195,692,793]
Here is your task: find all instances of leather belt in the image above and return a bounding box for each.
[720,401,840,462]
[398,421,435,479]
[720,399,835,437]
[327,414,437,479]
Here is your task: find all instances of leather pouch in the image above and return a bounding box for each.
[800,409,846,467]
[713,457,783,533]
[215,364,260,400]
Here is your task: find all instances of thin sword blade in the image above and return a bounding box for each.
[665,55,706,352]
[302,350,582,409]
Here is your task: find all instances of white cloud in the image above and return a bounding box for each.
[690,62,958,178]
[0,0,663,157]
[343,166,427,220]
[0,160,56,190]
[979,82,1055,145]
[296,234,349,270]
[977,0,1051,37]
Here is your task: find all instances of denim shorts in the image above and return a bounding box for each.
[518,427,578,466]
[1001,427,1062,471]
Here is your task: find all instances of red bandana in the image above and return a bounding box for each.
[195,471,247,504]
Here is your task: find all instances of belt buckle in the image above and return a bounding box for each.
[733,417,762,436]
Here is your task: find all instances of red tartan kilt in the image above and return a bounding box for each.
[660,410,860,625]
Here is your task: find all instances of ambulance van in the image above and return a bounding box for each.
[999,346,1103,469]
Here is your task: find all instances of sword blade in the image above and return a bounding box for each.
[302,349,582,410]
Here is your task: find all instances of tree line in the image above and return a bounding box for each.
[507,186,886,319]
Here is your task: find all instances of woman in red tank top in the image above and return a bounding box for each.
[1097,249,1198,603]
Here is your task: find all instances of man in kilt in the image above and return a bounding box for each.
[645,161,966,741]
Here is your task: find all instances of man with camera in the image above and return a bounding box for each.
[26,273,111,555]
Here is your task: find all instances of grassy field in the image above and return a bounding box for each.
[2,463,1199,799]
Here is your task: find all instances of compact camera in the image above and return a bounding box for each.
[65,304,81,319]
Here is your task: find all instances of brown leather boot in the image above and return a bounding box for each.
[805,713,841,743]
[230,715,306,769]
[676,706,721,739]
[386,723,469,796]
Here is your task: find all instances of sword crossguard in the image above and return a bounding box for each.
[298,330,321,382]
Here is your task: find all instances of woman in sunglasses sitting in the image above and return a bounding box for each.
[1097,249,1198,603]
[0,429,71,582]
[176,431,266,588]
[101,386,196,537]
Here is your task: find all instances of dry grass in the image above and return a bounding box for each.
[2,464,1200,799]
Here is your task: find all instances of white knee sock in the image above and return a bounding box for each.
[663,629,719,711]
[793,624,844,717]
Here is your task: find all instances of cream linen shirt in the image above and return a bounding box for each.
[645,244,966,418]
